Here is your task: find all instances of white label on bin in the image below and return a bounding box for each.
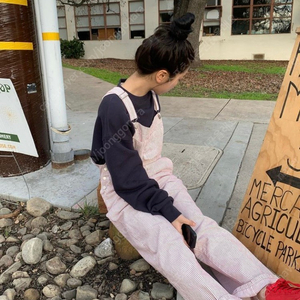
[0,78,38,157]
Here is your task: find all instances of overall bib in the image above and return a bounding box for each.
[99,87,277,300]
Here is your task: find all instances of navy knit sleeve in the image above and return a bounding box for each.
[92,94,181,223]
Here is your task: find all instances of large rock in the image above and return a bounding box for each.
[94,238,114,258]
[12,271,29,279]
[150,283,174,300]
[3,288,16,300]
[13,278,32,292]
[138,291,150,300]
[60,221,73,231]
[37,273,50,285]
[26,198,52,217]
[69,229,82,239]
[0,234,5,243]
[109,223,140,260]
[31,217,47,229]
[0,262,22,284]
[46,257,67,275]
[24,288,39,300]
[0,208,12,215]
[54,273,70,287]
[21,238,43,264]
[70,256,96,278]
[115,293,127,300]
[6,246,20,258]
[128,291,150,300]
[0,219,13,228]
[129,259,150,272]
[85,230,103,245]
[0,255,13,268]
[42,284,61,298]
[76,285,98,300]
[56,210,81,220]
[62,289,76,299]
[67,277,82,288]
[120,279,137,294]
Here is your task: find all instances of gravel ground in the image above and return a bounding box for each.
[0,198,175,300]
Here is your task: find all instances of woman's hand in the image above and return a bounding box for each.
[172,214,196,236]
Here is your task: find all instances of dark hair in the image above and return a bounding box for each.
[135,13,195,78]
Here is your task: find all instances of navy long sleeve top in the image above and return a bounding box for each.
[91,81,181,223]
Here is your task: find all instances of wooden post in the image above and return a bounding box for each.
[233,28,300,282]
[97,181,108,214]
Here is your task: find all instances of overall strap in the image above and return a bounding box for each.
[104,87,138,122]
[104,87,160,121]
[151,90,160,112]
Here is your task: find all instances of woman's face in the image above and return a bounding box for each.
[153,69,188,95]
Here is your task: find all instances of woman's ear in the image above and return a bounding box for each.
[155,70,169,84]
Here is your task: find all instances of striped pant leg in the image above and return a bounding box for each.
[160,175,277,299]
[109,203,241,300]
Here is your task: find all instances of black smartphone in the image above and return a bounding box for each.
[182,224,197,250]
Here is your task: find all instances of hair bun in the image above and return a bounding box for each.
[170,12,195,41]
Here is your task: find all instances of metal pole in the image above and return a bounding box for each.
[36,0,74,168]
[33,0,53,149]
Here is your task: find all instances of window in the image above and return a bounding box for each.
[232,0,293,35]
[75,2,121,41]
[159,0,174,24]
[204,0,222,36]
[129,1,145,39]
[57,5,67,40]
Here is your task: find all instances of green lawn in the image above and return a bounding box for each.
[199,64,286,75]
[165,86,278,101]
[63,63,125,85]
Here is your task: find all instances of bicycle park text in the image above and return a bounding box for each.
[235,178,300,273]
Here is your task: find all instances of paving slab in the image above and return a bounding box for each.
[162,117,183,134]
[162,143,222,189]
[63,68,114,112]
[196,121,253,224]
[221,123,268,232]
[164,118,238,150]
[67,110,97,150]
[160,96,229,119]
[187,187,202,201]
[215,99,275,123]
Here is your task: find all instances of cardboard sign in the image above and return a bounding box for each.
[0,78,38,157]
[233,28,300,282]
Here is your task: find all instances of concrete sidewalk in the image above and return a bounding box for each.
[0,67,276,233]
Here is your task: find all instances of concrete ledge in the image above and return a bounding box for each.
[0,159,99,208]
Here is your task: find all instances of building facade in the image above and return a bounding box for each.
[57,0,300,61]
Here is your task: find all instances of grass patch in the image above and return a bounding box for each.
[199,63,286,75]
[77,202,100,219]
[165,86,278,101]
[63,62,279,100]
[63,63,126,85]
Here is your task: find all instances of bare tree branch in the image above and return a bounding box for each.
[58,0,88,7]
[58,0,108,7]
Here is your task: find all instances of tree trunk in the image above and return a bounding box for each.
[173,0,189,19]
[174,0,207,65]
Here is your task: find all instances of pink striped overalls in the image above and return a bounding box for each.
[99,87,278,300]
